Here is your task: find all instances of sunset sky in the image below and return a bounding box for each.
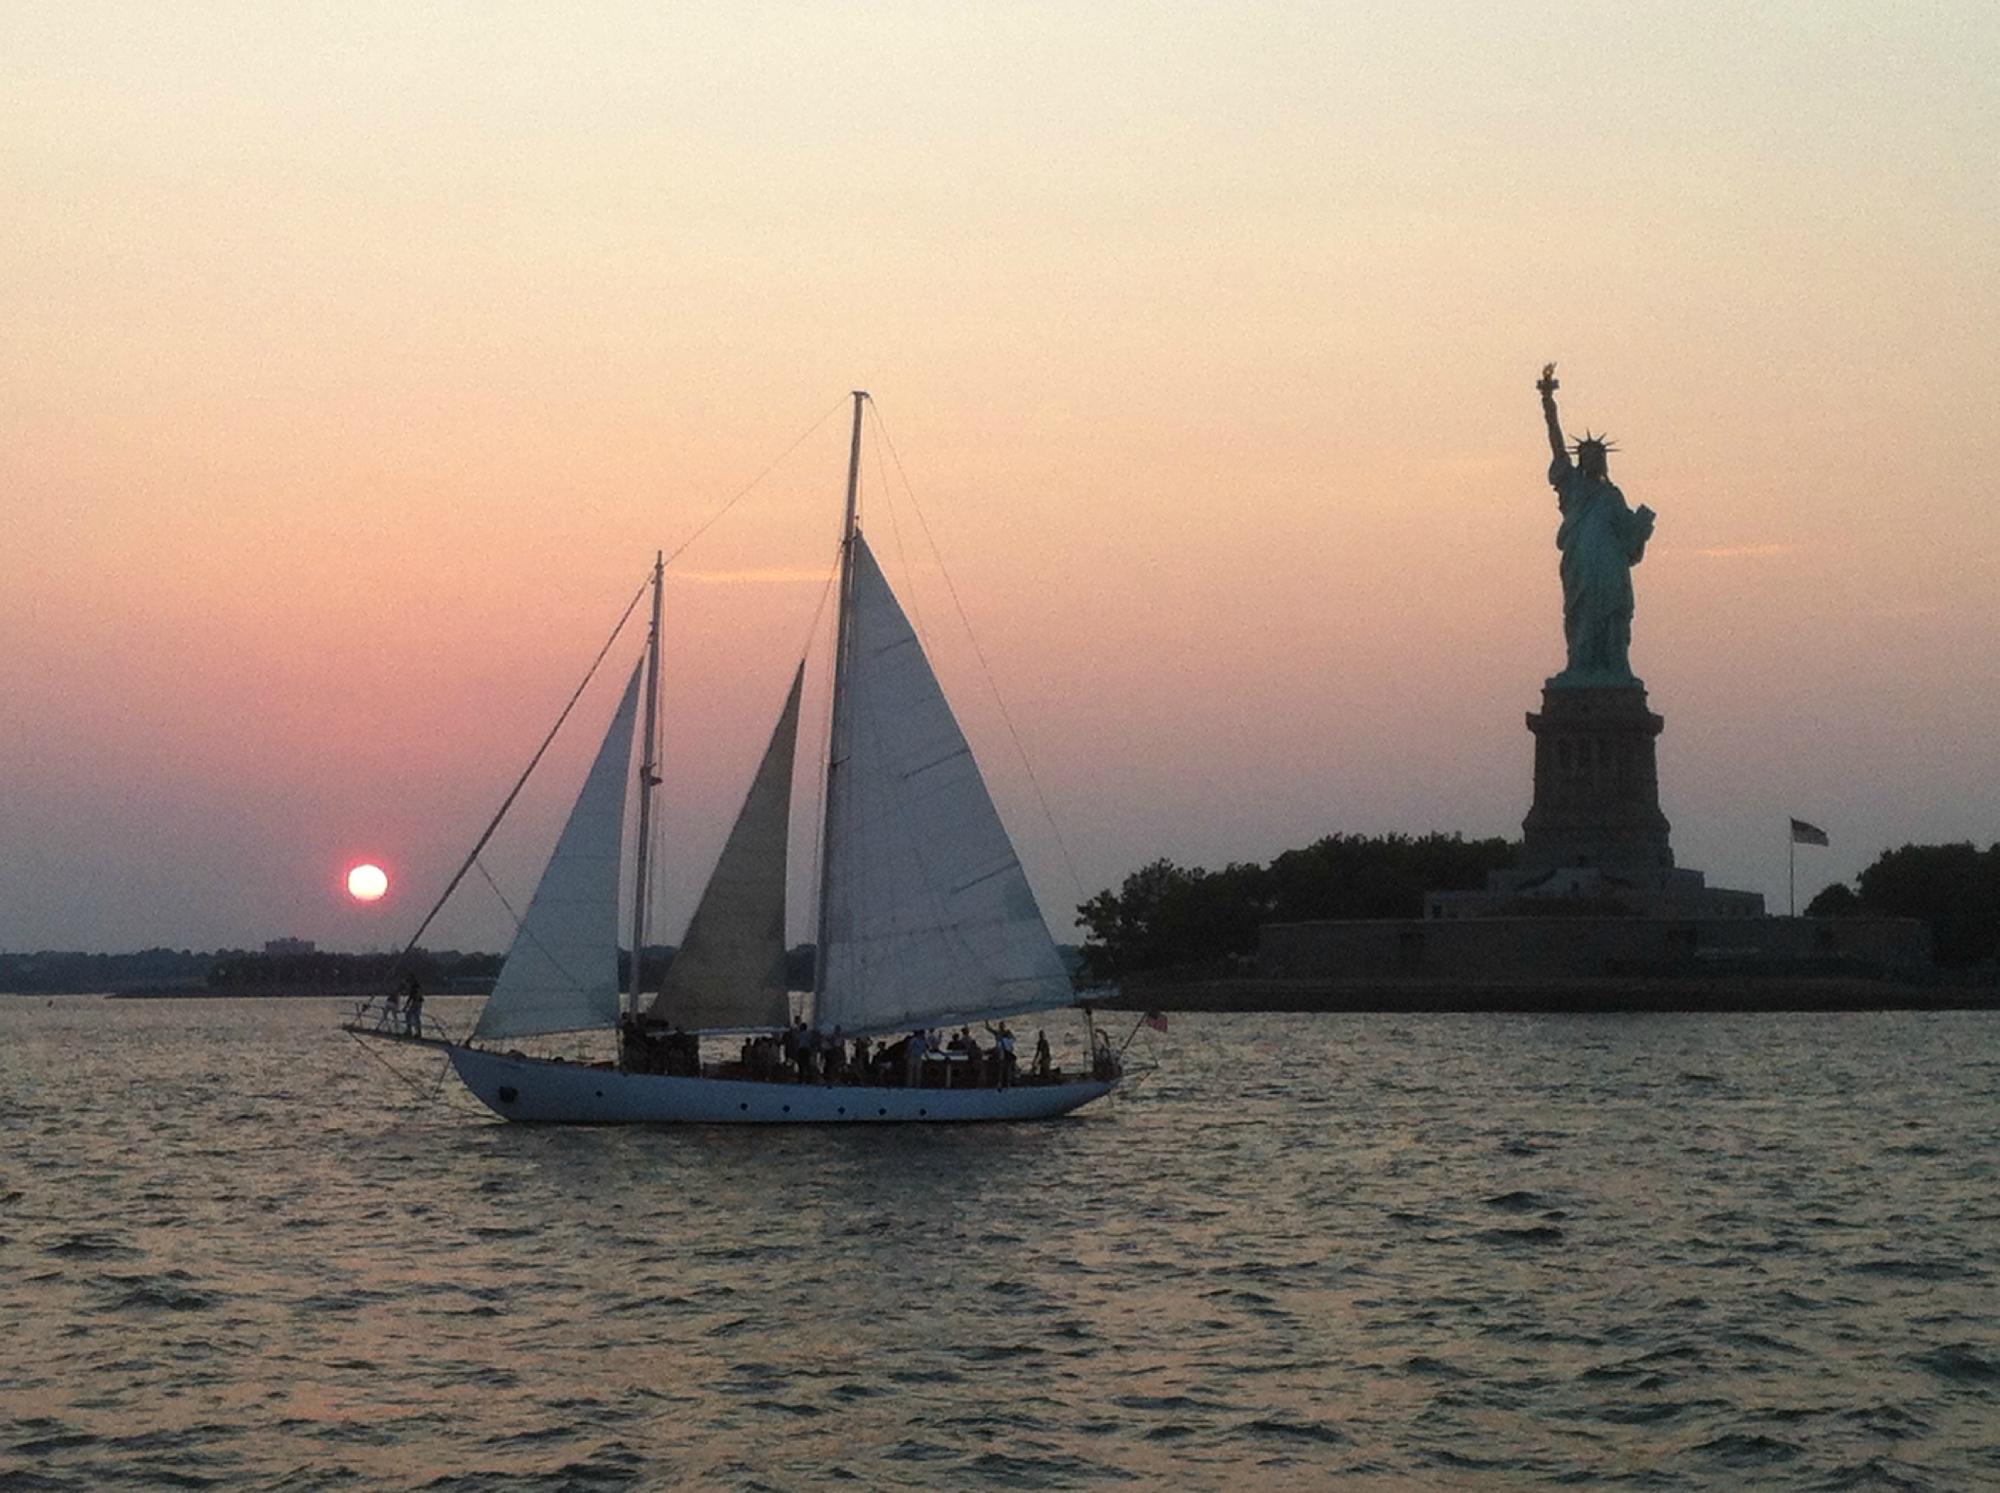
[4,3,1994,955]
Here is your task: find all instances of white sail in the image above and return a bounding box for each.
[815,534,1074,1037]
[648,665,803,1032]
[474,660,644,1040]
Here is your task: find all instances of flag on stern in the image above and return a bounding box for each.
[1142,1011,1169,1033]
[1789,818,1830,847]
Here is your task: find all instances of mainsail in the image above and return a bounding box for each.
[815,534,1074,1036]
[473,660,644,1040]
[648,665,803,1031]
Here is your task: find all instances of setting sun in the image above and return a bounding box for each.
[345,863,389,903]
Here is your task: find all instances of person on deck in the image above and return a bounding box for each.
[984,1021,1016,1089]
[1034,1030,1051,1081]
[403,980,424,1037]
[905,1028,929,1087]
[876,1035,904,1086]
[950,1030,974,1088]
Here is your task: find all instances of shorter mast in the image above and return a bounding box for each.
[628,552,665,1017]
[813,391,868,1011]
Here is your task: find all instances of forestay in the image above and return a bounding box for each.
[474,661,643,1040]
[815,534,1073,1037]
[649,666,802,1032]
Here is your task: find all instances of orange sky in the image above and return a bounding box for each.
[3,4,1995,952]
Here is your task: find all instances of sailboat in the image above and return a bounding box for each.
[348,393,1122,1123]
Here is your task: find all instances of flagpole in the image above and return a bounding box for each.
[1789,827,1796,918]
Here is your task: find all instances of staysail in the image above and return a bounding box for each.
[473,660,644,1040]
[648,665,803,1031]
[815,534,1074,1036]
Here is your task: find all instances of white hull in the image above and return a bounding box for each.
[446,1044,1116,1124]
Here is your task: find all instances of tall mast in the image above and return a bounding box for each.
[628,551,665,1017]
[812,391,867,1010]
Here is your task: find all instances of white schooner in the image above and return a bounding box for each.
[348,393,1123,1123]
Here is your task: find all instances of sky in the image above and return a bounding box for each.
[3,2,1995,954]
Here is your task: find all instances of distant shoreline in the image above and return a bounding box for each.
[2,986,492,1001]
[112,983,493,1000]
[16,978,1996,1013]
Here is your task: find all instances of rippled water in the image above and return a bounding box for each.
[2,998,1997,1490]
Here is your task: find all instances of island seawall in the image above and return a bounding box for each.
[1096,976,1997,1015]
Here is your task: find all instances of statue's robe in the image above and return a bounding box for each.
[1550,456,1654,687]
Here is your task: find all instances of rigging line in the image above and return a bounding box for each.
[422,1048,466,1113]
[344,1028,481,1116]
[397,578,650,964]
[472,857,600,1017]
[660,394,851,573]
[870,416,928,647]
[473,859,525,933]
[866,403,1090,910]
[794,539,842,663]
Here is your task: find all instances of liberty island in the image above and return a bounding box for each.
[1122,364,1938,1003]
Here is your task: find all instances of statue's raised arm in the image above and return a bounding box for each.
[1537,363,1568,466]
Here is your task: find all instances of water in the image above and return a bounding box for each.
[2,999,1996,1490]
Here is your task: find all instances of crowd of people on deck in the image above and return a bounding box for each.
[367,987,1127,1086]
[744,1018,1048,1087]
[622,1016,1083,1088]
[619,1019,701,1076]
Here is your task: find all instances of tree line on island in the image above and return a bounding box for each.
[1803,842,2000,969]
[3,838,1994,994]
[1073,834,2000,977]
[1073,832,1515,979]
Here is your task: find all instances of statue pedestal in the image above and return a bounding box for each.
[1428,682,1765,920]
[1518,685,1672,876]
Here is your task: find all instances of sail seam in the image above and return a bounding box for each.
[950,859,1020,895]
[902,746,971,781]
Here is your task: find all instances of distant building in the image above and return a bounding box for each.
[263,937,316,956]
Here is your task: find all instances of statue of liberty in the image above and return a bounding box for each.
[1537,364,1655,688]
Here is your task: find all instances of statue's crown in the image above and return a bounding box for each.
[1570,429,1618,458]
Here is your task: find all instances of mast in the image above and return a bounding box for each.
[812,391,867,1011]
[628,551,665,1017]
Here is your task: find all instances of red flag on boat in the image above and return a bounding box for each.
[1142,1011,1169,1033]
